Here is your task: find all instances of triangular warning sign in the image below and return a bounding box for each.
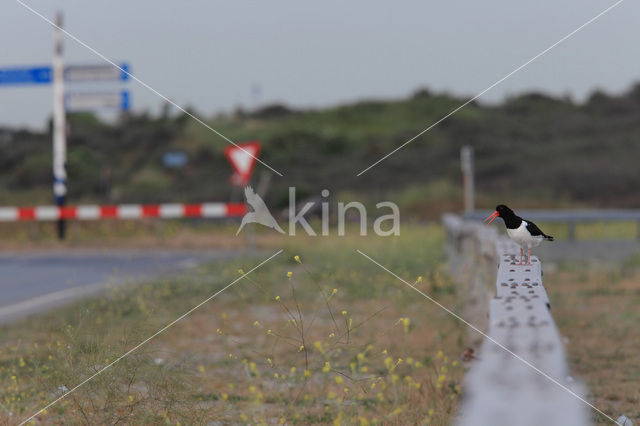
[224,141,261,187]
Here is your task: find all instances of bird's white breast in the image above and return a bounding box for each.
[506,221,543,248]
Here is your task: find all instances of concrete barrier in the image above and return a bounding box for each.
[443,213,591,426]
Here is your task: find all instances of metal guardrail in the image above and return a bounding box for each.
[443,214,590,426]
[463,209,640,240]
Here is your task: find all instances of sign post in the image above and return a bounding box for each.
[52,11,67,240]
[225,141,261,251]
[0,11,131,241]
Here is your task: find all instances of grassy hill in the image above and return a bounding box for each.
[2,84,640,218]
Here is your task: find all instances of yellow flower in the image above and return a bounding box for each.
[389,406,404,416]
[341,310,347,316]
[417,276,423,283]
[452,360,458,367]
[237,269,244,275]
[290,367,296,375]
[287,271,293,278]
[322,362,331,373]
[428,409,434,417]
[401,317,410,334]
[357,353,365,361]
[332,288,338,295]
[304,369,311,378]
[298,345,305,352]
[384,357,393,369]
[294,255,301,263]
[222,393,228,401]
[436,350,444,359]
[361,366,368,373]
[198,365,205,373]
[275,295,280,301]
[334,375,343,384]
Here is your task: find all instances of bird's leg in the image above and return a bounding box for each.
[526,248,532,265]
[518,247,524,265]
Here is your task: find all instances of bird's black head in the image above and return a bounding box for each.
[495,204,515,218]
[485,204,519,226]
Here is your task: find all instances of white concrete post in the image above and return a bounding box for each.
[52,11,67,239]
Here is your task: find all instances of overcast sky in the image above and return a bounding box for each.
[0,0,638,129]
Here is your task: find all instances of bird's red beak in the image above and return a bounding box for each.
[484,211,499,224]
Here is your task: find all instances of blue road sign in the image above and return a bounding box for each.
[121,90,130,111]
[65,90,131,112]
[64,62,130,82]
[0,66,52,85]
[163,151,188,168]
[0,63,130,86]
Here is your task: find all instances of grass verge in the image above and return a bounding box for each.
[547,260,640,424]
[0,224,466,425]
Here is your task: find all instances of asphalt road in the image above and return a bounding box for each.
[0,250,243,324]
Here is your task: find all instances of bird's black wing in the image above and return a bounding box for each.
[525,220,554,241]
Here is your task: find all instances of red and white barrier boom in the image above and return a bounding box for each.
[0,202,247,222]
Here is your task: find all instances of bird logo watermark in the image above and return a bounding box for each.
[236,187,400,236]
[236,186,285,235]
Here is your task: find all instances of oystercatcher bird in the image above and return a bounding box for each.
[484,204,554,265]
